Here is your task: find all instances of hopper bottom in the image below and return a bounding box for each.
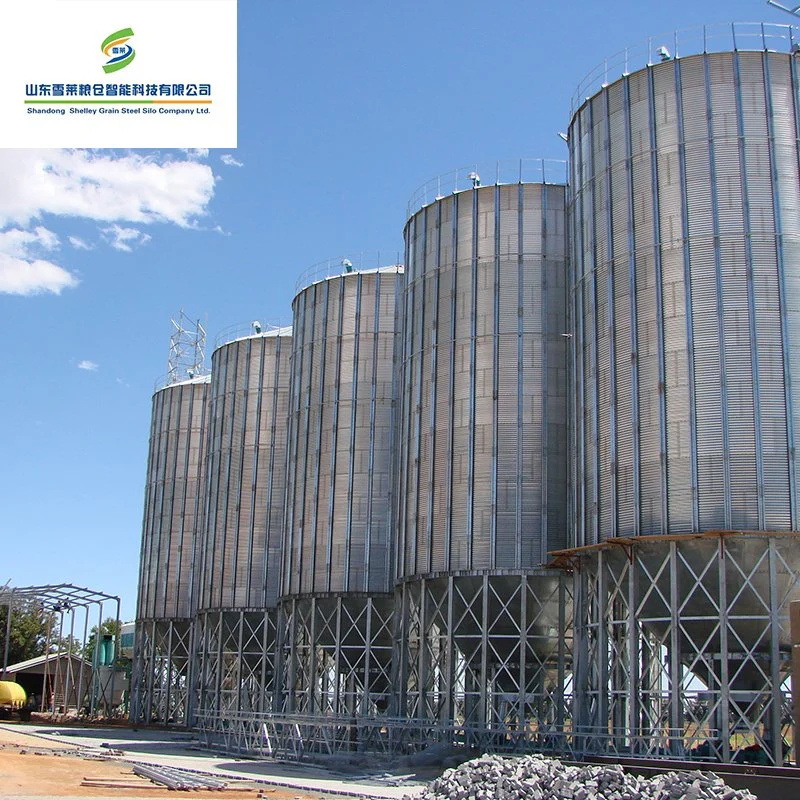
[277,593,394,717]
[131,617,192,725]
[193,609,278,734]
[395,571,573,751]
[568,531,800,766]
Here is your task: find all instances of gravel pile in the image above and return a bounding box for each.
[405,753,756,800]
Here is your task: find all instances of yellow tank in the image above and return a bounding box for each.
[0,680,26,708]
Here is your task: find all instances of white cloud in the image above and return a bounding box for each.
[0,226,77,296]
[0,149,217,297]
[221,154,244,167]
[68,236,92,250]
[0,150,216,228]
[101,224,152,253]
[77,360,99,371]
[0,257,76,296]
[181,148,209,160]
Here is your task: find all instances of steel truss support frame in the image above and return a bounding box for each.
[193,609,277,738]
[277,594,394,722]
[1,583,121,719]
[131,618,192,725]
[195,711,487,758]
[567,532,800,765]
[196,712,401,757]
[395,572,573,753]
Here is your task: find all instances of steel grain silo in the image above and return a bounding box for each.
[279,258,402,717]
[565,24,800,764]
[133,374,209,725]
[395,164,572,746]
[193,324,291,734]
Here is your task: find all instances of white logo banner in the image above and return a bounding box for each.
[0,0,237,148]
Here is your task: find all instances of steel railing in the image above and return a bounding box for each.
[294,254,403,294]
[570,21,800,116]
[406,158,568,219]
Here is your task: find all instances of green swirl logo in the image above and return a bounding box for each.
[101,28,135,74]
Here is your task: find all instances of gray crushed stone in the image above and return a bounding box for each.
[404,753,756,800]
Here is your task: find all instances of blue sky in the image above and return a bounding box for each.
[0,0,792,621]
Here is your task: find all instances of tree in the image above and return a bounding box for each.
[0,601,54,668]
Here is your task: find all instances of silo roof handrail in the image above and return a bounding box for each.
[405,158,568,219]
[152,372,211,393]
[212,320,292,349]
[294,254,403,294]
[570,21,800,117]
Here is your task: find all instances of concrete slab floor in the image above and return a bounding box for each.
[0,722,428,799]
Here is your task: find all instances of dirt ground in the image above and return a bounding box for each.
[0,724,336,800]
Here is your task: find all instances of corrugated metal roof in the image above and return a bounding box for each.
[5,652,89,673]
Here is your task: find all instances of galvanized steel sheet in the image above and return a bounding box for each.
[137,377,209,621]
[283,268,403,596]
[397,183,569,579]
[197,332,292,611]
[568,51,800,544]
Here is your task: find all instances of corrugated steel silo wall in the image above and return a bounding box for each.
[283,270,402,596]
[197,333,291,611]
[397,183,569,579]
[136,378,209,621]
[568,51,800,546]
